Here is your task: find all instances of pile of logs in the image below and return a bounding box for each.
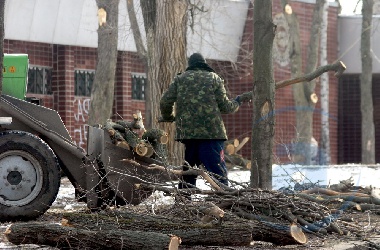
[104,111,168,159]
[224,137,251,169]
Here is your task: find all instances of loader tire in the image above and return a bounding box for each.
[0,131,60,222]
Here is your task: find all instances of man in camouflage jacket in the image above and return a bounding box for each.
[160,53,242,188]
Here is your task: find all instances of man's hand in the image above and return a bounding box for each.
[157,116,175,123]
[239,91,252,103]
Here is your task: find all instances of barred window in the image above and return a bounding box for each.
[132,73,146,100]
[75,70,95,96]
[27,66,52,94]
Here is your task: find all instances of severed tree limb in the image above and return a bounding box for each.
[232,207,307,245]
[5,222,180,250]
[239,60,346,103]
[59,211,253,247]
[275,60,346,89]
[301,187,371,197]
[235,137,249,153]
[121,159,223,191]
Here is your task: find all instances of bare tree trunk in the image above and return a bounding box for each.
[127,0,147,63]
[251,0,275,189]
[88,0,119,126]
[361,0,375,164]
[147,1,187,165]
[127,0,154,129]
[0,0,5,95]
[282,0,325,165]
[320,0,331,165]
[281,0,302,165]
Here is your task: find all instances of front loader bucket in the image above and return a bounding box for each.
[87,126,172,205]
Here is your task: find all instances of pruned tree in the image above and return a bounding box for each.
[88,0,119,126]
[251,0,276,189]
[248,0,348,188]
[282,0,325,165]
[361,0,375,164]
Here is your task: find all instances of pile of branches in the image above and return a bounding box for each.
[5,167,380,249]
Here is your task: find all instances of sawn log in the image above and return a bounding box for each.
[5,222,181,250]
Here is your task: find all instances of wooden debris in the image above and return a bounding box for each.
[103,114,168,158]
[223,137,251,170]
[142,128,168,145]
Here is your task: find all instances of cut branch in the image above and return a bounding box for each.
[275,60,346,89]
[238,60,346,103]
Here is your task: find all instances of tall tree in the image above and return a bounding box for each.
[319,0,331,164]
[88,0,119,126]
[140,0,188,165]
[0,0,5,95]
[361,0,375,164]
[251,0,276,189]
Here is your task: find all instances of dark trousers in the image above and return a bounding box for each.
[179,139,228,188]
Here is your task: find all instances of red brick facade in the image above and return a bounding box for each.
[4,1,340,163]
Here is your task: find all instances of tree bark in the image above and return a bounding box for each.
[251,0,275,189]
[60,212,253,246]
[5,222,180,250]
[141,1,187,165]
[361,0,375,164]
[5,211,308,247]
[319,0,331,165]
[140,0,156,129]
[88,0,119,126]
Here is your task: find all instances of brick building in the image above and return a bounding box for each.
[4,0,362,164]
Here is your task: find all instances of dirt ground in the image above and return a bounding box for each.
[1,178,380,250]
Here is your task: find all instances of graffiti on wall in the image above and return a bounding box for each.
[73,98,90,149]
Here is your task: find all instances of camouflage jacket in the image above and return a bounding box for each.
[160,70,239,141]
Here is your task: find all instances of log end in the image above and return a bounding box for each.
[168,235,181,250]
[290,224,307,244]
[134,144,148,156]
[160,134,169,144]
[334,61,347,78]
[225,144,235,155]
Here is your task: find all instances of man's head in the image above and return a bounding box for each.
[188,53,206,67]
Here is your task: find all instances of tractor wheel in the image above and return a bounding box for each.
[0,131,60,222]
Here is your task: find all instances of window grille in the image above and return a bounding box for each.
[75,70,95,96]
[338,74,380,163]
[132,73,146,100]
[27,66,52,94]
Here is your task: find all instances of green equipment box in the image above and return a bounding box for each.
[3,54,29,100]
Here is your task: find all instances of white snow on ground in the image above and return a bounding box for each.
[53,164,380,208]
